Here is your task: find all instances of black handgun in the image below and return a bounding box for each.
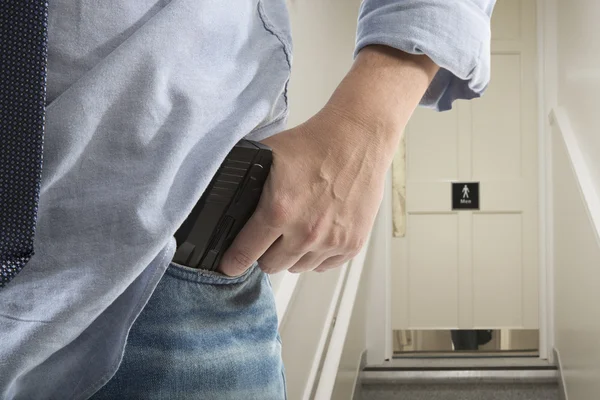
[173,140,272,271]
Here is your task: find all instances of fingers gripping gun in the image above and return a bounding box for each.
[173,140,272,271]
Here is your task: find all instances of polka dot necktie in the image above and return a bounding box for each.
[0,2,49,287]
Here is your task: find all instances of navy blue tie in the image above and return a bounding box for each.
[0,1,49,287]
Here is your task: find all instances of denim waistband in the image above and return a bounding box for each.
[165,261,259,285]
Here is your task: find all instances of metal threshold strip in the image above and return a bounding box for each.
[394,350,540,358]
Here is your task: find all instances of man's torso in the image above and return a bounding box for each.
[0,1,291,398]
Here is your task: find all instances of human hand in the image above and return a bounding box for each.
[219,109,386,276]
[218,46,438,276]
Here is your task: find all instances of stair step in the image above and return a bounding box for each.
[359,366,560,400]
[360,382,559,400]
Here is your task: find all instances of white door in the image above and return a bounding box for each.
[392,0,539,330]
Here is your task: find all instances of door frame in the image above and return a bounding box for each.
[536,0,558,363]
[366,0,558,364]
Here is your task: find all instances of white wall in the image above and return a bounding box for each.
[556,0,600,192]
[330,262,368,400]
[285,0,362,128]
[551,110,600,399]
[279,267,347,399]
[551,4,600,398]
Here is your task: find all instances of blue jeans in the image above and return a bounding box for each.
[90,262,286,399]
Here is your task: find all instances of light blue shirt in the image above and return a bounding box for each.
[0,0,495,398]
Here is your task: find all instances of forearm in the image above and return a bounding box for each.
[355,0,495,111]
[323,45,439,170]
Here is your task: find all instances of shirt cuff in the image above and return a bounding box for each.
[355,0,495,111]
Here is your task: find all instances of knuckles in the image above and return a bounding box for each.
[324,231,365,256]
[297,222,365,256]
[264,197,292,228]
[296,217,327,251]
[347,237,365,255]
[260,194,368,262]
[299,224,321,250]
[324,232,341,249]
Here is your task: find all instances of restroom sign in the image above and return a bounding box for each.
[452,182,479,210]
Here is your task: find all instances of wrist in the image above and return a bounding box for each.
[323,45,439,164]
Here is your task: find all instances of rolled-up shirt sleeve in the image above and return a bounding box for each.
[355,0,496,111]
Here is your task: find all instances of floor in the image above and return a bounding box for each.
[360,382,560,400]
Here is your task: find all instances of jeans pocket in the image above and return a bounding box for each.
[165,260,258,285]
[92,259,285,400]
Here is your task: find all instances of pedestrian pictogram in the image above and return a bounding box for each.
[462,185,470,199]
